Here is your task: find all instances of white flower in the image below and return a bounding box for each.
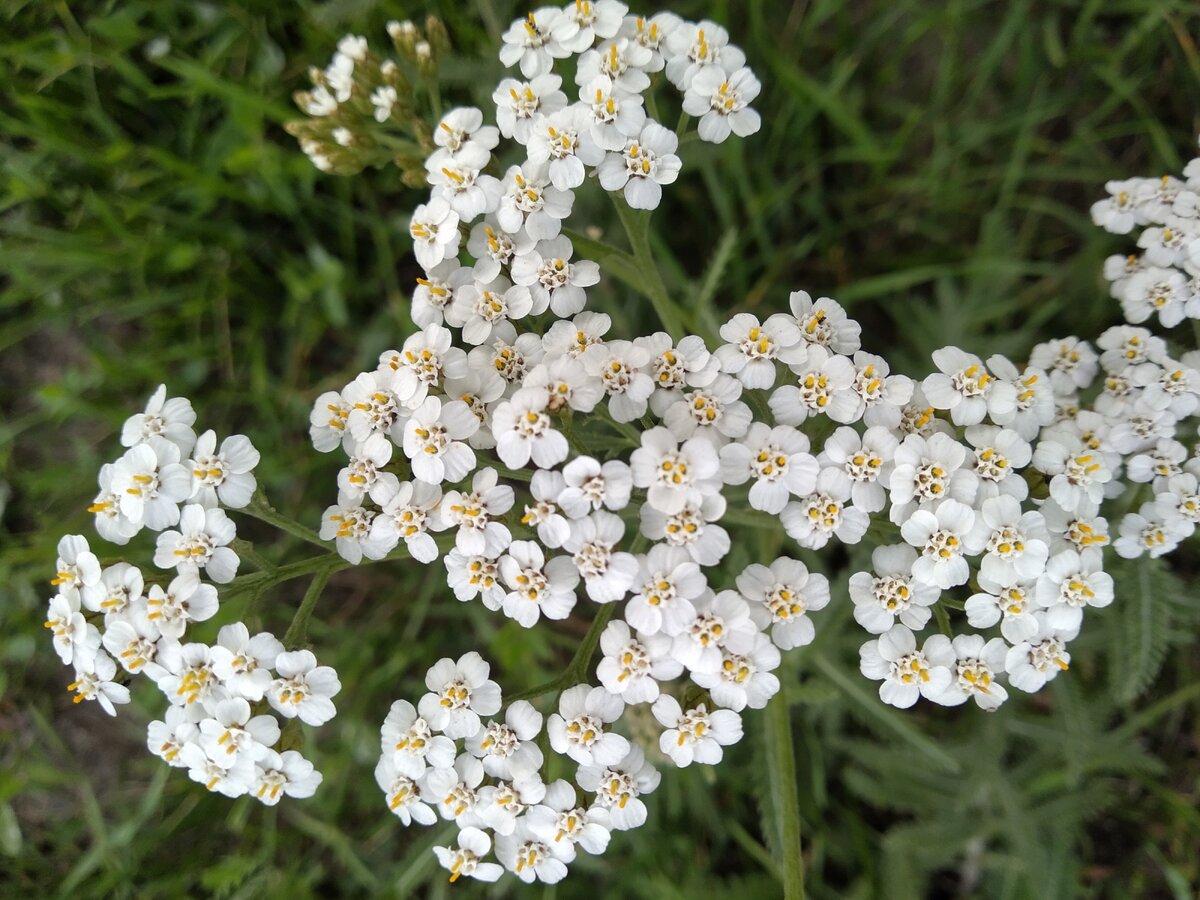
[524,356,606,414]
[563,511,639,602]
[199,697,280,765]
[89,463,141,544]
[496,163,574,240]
[492,386,569,469]
[511,235,601,317]
[781,468,870,550]
[413,260,476,327]
[553,0,627,52]
[417,651,502,739]
[923,347,1017,426]
[738,556,830,649]
[848,545,939,635]
[1031,437,1112,515]
[664,20,746,90]
[1097,324,1167,373]
[630,426,722,515]
[547,684,629,766]
[500,8,569,78]
[370,85,397,122]
[402,396,479,484]
[112,441,191,531]
[153,503,240,583]
[375,763,435,826]
[434,826,503,883]
[409,198,461,270]
[789,292,862,354]
[720,423,818,514]
[671,590,757,674]
[1138,217,1193,267]
[596,619,682,703]
[421,753,486,825]
[1115,500,1189,558]
[1005,616,1074,692]
[101,609,166,679]
[715,312,800,389]
[476,774,547,835]
[619,12,681,72]
[343,368,413,444]
[439,467,514,556]
[900,499,976,590]
[964,580,1040,644]
[683,65,761,143]
[525,106,606,191]
[965,425,1032,502]
[640,493,730,565]
[577,35,653,92]
[582,338,655,421]
[661,374,752,442]
[524,778,611,858]
[309,389,353,453]
[499,539,579,626]
[598,121,682,209]
[156,641,225,710]
[1123,266,1188,328]
[493,74,568,143]
[625,544,706,636]
[521,469,571,547]
[382,698,456,778]
[858,625,953,709]
[185,430,259,509]
[88,561,144,620]
[771,345,860,425]
[1090,179,1143,233]
[371,480,444,562]
[67,651,131,716]
[495,818,571,884]
[253,750,322,805]
[580,75,646,151]
[967,496,1049,587]
[653,696,742,767]
[689,632,781,711]
[45,593,100,669]
[850,352,914,428]
[146,572,219,640]
[147,705,199,768]
[818,425,897,513]
[447,276,533,345]
[121,384,196,455]
[576,743,659,831]
[1034,548,1114,631]
[267,649,341,726]
[181,741,253,797]
[50,534,102,607]
[923,634,1009,710]
[320,496,388,565]
[210,622,283,702]
[336,433,400,505]
[559,456,633,516]
[427,144,502,222]
[466,699,545,780]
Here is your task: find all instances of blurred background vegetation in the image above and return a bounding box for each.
[3,0,1200,897]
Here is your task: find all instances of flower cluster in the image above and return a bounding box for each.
[45,387,332,805]
[288,12,1200,883]
[1089,143,1200,561]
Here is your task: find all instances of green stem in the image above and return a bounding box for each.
[610,195,687,339]
[240,490,328,549]
[283,562,336,649]
[764,686,806,900]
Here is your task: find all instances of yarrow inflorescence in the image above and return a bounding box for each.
[48,4,1200,887]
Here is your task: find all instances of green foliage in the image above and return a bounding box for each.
[2,0,1200,898]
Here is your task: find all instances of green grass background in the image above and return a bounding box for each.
[3,0,1200,897]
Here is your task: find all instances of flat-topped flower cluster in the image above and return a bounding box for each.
[45,387,334,805]
[47,3,1200,888]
